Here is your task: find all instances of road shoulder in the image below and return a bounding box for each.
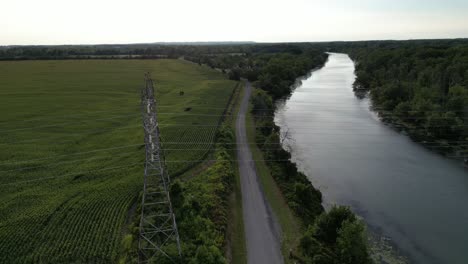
[245,87,302,264]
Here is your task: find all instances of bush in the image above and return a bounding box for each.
[299,206,371,264]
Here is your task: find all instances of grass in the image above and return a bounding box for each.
[0,59,237,263]
[245,96,302,264]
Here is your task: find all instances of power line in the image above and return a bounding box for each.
[0,112,228,134]
[0,163,142,187]
[161,140,468,146]
[1,140,465,168]
[0,121,465,142]
[2,155,466,187]
[0,124,211,147]
[156,104,468,112]
[0,100,465,126]
[0,125,147,146]
[8,138,463,149]
[0,150,142,174]
[143,123,468,129]
[155,145,468,151]
[1,132,465,160]
[1,142,465,169]
[0,144,143,166]
[0,109,224,128]
[0,113,141,133]
[0,91,137,96]
[0,109,465,135]
[0,108,227,126]
[0,109,140,125]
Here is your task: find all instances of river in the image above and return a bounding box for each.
[274,53,468,264]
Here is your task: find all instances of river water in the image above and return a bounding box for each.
[274,53,468,264]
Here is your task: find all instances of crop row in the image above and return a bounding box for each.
[0,167,140,263]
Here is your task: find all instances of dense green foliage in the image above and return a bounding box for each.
[0,59,236,263]
[186,45,328,99]
[299,206,372,264]
[173,124,237,264]
[0,43,252,60]
[120,122,238,264]
[335,40,468,154]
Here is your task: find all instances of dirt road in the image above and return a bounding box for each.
[235,82,283,264]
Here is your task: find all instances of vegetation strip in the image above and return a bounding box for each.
[120,79,242,263]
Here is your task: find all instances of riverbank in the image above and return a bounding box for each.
[245,93,302,264]
[248,52,374,263]
[344,46,468,164]
[274,54,410,264]
[274,53,468,264]
[352,85,467,162]
[371,109,466,161]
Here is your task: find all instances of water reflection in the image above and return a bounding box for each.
[275,53,468,264]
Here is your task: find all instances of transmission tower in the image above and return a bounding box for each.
[138,73,181,263]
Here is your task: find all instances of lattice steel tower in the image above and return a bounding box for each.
[138,73,181,263]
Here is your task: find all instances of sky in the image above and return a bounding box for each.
[1,0,467,45]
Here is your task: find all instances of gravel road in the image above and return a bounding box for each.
[235,82,283,264]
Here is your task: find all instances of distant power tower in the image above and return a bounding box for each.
[138,73,181,263]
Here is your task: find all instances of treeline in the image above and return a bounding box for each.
[185,44,328,99]
[334,39,468,154]
[0,43,251,60]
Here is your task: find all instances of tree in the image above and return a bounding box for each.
[251,89,273,117]
[292,183,323,222]
[299,206,371,264]
[189,245,225,264]
[336,220,372,264]
[447,85,468,115]
[228,68,241,81]
[313,206,356,246]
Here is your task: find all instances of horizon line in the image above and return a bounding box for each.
[1,37,468,47]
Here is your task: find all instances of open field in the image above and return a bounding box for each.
[0,59,236,263]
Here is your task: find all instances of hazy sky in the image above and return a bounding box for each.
[1,0,467,45]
